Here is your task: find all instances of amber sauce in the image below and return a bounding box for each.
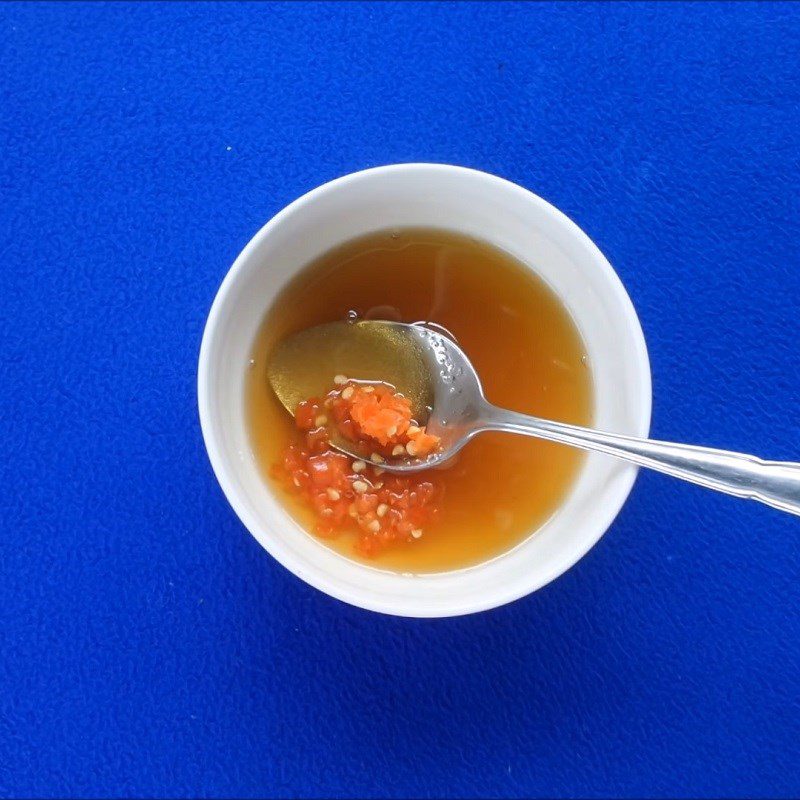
[246,228,593,573]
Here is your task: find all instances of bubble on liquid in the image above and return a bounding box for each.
[248,358,256,367]
[346,309,359,323]
[581,354,588,366]
[390,229,400,240]
[364,304,402,322]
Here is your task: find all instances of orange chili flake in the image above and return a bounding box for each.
[272,379,442,557]
[328,381,441,457]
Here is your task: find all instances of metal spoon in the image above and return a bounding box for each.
[270,321,800,516]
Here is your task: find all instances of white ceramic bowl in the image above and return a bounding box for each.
[198,164,651,617]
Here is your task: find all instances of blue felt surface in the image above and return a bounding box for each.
[2,2,800,797]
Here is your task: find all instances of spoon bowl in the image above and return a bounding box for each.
[269,320,485,471]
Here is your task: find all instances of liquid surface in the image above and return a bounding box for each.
[247,228,593,573]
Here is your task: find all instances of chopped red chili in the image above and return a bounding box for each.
[272,379,442,557]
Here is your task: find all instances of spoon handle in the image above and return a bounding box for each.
[479,405,800,516]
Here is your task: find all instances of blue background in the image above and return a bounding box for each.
[2,2,799,797]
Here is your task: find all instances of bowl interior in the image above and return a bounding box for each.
[198,164,651,617]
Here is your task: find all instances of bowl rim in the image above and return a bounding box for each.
[198,163,652,617]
